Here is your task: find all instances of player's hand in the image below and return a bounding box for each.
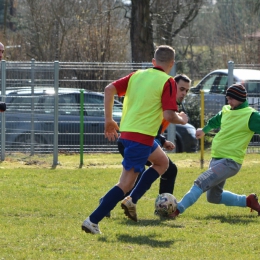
[196,128,205,139]
[178,111,188,124]
[104,119,119,141]
[163,140,175,151]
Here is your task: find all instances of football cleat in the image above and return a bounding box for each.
[121,196,137,222]
[246,193,260,216]
[82,217,102,234]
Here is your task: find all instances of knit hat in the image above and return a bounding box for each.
[226,84,247,102]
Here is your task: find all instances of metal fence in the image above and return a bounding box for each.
[0,60,260,165]
[0,60,169,165]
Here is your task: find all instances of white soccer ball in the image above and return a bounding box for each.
[155,193,177,217]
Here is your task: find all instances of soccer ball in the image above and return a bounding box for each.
[155,193,177,217]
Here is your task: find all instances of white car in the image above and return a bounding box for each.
[188,69,260,115]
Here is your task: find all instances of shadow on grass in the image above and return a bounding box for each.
[198,213,259,224]
[119,218,185,229]
[115,234,175,247]
[95,219,185,245]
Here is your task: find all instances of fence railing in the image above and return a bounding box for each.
[0,60,166,165]
[1,60,260,165]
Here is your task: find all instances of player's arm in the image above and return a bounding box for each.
[104,84,117,121]
[103,73,133,141]
[163,110,188,125]
[196,112,222,139]
[248,111,260,134]
[104,84,119,141]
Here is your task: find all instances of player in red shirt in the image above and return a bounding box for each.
[82,46,188,234]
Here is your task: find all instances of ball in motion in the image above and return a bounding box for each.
[155,193,177,217]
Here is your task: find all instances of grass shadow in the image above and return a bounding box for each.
[115,234,175,248]
[119,218,185,229]
[198,213,259,224]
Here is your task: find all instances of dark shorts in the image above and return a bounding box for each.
[119,138,158,173]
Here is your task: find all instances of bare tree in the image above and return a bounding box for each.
[130,0,154,62]
[151,0,204,46]
[216,0,260,64]
[129,0,204,62]
[10,0,129,61]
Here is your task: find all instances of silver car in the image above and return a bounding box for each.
[188,69,260,115]
[4,87,198,153]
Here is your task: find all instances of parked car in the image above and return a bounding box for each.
[188,69,260,115]
[3,87,198,153]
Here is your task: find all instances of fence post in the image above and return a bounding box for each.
[200,90,205,169]
[167,63,177,152]
[53,61,59,166]
[30,59,35,155]
[1,60,6,161]
[228,61,234,88]
[79,89,84,167]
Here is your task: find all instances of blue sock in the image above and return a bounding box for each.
[130,167,160,204]
[177,185,203,213]
[220,191,246,207]
[90,186,124,224]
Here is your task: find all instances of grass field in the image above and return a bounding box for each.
[1,152,260,259]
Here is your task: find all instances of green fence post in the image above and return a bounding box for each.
[53,61,59,167]
[80,89,84,166]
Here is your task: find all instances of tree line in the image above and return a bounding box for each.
[0,0,260,81]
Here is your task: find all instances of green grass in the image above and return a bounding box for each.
[1,152,260,259]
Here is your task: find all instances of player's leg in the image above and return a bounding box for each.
[118,138,151,197]
[203,158,242,205]
[99,139,144,218]
[129,144,168,202]
[206,160,260,214]
[119,139,157,221]
[82,139,147,233]
[82,167,138,233]
[208,181,260,214]
[159,157,177,194]
[121,143,169,221]
[170,158,241,218]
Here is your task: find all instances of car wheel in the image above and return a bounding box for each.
[13,135,49,154]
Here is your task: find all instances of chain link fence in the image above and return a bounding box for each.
[0,60,260,164]
[0,60,157,164]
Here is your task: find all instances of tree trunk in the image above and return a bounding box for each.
[130,0,154,62]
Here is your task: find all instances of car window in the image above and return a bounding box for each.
[58,94,79,115]
[84,93,122,117]
[244,81,260,94]
[6,91,122,117]
[84,94,104,116]
[210,75,228,94]
[7,95,41,112]
[200,74,218,93]
[36,94,79,115]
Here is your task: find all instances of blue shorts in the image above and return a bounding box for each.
[119,138,158,173]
